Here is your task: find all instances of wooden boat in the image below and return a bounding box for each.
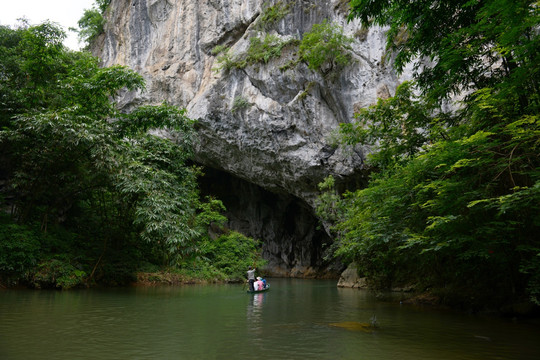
[247,284,270,293]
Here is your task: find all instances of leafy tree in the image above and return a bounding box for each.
[95,0,111,13]
[348,0,540,105]
[0,22,204,287]
[339,81,454,170]
[77,0,111,46]
[320,0,540,309]
[113,110,199,265]
[0,23,66,125]
[299,20,353,72]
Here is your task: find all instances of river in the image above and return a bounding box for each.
[1,278,539,359]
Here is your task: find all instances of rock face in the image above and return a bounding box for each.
[93,0,407,277]
[337,263,367,288]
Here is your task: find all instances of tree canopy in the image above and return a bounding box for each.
[77,0,111,45]
[349,0,539,104]
[318,0,540,310]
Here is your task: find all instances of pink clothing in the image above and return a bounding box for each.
[255,280,264,290]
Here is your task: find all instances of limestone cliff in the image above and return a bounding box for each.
[93,0,407,277]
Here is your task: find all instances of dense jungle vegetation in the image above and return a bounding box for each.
[317,0,539,312]
[0,22,263,289]
[1,0,538,317]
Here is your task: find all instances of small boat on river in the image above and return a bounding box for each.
[247,284,270,294]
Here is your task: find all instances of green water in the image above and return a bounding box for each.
[1,278,539,359]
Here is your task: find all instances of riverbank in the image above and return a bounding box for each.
[337,263,540,317]
[0,271,242,290]
[133,271,244,286]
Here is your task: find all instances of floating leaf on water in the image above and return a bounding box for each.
[329,321,375,332]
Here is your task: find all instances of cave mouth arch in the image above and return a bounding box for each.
[197,166,343,278]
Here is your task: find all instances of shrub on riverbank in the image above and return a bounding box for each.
[196,231,266,282]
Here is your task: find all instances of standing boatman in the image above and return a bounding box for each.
[247,266,256,291]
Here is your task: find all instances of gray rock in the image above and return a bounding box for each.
[93,0,411,277]
[337,263,367,288]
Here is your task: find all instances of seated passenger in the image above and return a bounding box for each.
[255,277,264,291]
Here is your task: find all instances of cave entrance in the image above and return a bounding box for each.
[197,166,342,278]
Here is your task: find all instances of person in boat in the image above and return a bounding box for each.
[255,277,264,291]
[247,266,256,291]
[261,277,267,289]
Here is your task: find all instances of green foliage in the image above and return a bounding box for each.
[296,81,316,101]
[323,0,540,310]
[0,25,24,126]
[32,258,87,289]
[0,23,205,286]
[331,122,540,300]
[231,96,252,113]
[0,219,41,284]
[299,20,353,72]
[348,0,540,103]
[258,1,295,29]
[77,9,105,45]
[193,196,227,233]
[177,198,264,281]
[198,231,265,281]
[114,130,200,264]
[315,175,345,226]
[246,34,290,64]
[214,34,293,72]
[217,21,355,75]
[20,22,66,90]
[211,44,228,56]
[116,103,194,143]
[0,22,67,120]
[77,0,111,46]
[339,81,453,170]
[95,0,111,13]
[214,49,238,72]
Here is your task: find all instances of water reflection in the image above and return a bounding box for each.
[1,280,539,360]
[247,292,266,321]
